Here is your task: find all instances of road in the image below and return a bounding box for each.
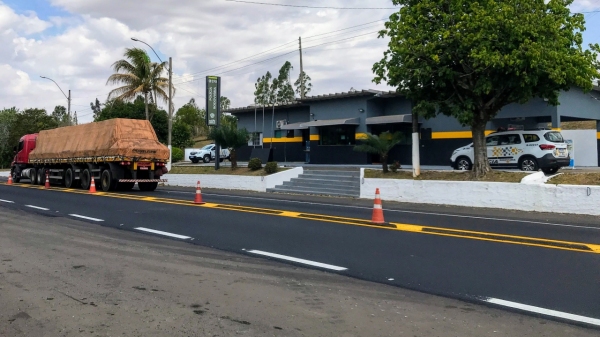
[0,180,599,333]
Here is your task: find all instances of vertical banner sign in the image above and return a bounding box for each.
[566,139,574,168]
[206,76,221,127]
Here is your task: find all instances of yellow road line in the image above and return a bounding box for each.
[1,182,598,254]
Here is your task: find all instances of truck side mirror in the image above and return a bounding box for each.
[12,146,17,154]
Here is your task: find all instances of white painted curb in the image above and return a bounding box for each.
[162,166,303,192]
[359,168,600,216]
[0,171,9,177]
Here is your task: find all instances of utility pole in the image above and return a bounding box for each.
[168,56,173,171]
[68,90,72,125]
[299,36,305,99]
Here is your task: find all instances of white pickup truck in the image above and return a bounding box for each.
[189,144,230,163]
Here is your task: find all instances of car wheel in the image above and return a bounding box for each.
[519,157,539,171]
[456,157,472,170]
[542,167,559,174]
[203,155,211,163]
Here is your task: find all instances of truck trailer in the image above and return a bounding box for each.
[10,118,170,192]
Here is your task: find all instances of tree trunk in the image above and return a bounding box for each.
[471,117,491,178]
[144,92,149,120]
[230,149,237,169]
[381,153,389,173]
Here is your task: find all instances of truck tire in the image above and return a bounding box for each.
[138,182,158,191]
[203,155,211,163]
[81,169,91,190]
[100,169,117,192]
[64,168,79,188]
[11,169,20,183]
[30,168,37,185]
[36,168,45,186]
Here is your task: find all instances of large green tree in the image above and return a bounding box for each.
[0,107,18,168]
[106,47,171,121]
[294,71,312,98]
[373,0,600,177]
[275,61,295,104]
[52,105,72,126]
[175,98,206,137]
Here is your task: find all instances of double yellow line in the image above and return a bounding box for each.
[2,182,600,254]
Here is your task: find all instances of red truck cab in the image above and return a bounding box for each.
[12,134,38,166]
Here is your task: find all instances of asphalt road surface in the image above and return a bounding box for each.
[0,180,599,335]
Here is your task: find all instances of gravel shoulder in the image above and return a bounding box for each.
[0,207,597,337]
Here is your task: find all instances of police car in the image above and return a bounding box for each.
[450,129,570,174]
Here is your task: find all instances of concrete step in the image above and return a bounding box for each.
[267,187,358,198]
[298,174,359,182]
[268,185,359,196]
[284,179,359,189]
[302,170,359,177]
[289,177,359,186]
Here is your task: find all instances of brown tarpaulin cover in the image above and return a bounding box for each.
[29,118,170,161]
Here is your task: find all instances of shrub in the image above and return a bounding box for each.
[248,157,262,171]
[264,161,278,174]
[172,147,184,163]
[390,161,401,173]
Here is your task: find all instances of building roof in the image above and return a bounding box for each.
[225,101,307,114]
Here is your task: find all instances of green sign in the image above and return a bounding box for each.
[206,76,220,126]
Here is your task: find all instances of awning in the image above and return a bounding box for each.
[365,114,412,125]
[299,118,360,128]
[280,122,308,130]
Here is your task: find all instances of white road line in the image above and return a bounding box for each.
[246,250,347,271]
[69,214,104,222]
[0,199,14,203]
[25,205,49,211]
[485,298,600,327]
[134,227,191,240]
[163,190,600,231]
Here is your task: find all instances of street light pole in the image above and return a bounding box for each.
[40,76,71,124]
[131,38,173,171]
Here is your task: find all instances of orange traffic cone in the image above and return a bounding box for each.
[371,188,385,224]
[7,174,13,185]
[44,172,50,189]
[89,178,97,193]
[194,181,205,204]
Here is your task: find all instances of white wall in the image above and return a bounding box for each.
[183,148,201,162]
[561,130,598,167]
[360,174,600,216]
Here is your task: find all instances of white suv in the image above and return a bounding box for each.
[450,129,570,174]
[189,144,230,163]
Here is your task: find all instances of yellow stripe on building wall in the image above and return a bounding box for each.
[310,135,320,141]
[356,133,368,140]
[597,132,600,139]
[262,137,303,143]
[431,130,495,139]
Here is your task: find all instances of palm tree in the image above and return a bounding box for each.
[353,131,404,173]
[208,123,250,169]
[106,48,170,120]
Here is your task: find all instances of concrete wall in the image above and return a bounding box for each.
[561,130,598,167]
[309,96,368,134]
[558,87,600,120]
[381,96,412,116]
[360,172,600,216]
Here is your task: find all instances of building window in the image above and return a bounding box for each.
[319,125,356,146]
[248,132,263,146]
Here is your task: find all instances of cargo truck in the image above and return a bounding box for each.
[10,118,169,192]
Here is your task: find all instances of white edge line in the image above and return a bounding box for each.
[134,227,191,240]
[163,190,600,231]
[69,214,104,222]
[25,205,49,211]
[485,298,600,327]
[246,250,347,271]
[0,199,14,203]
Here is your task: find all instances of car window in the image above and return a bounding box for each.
[202,145,213,150]
[544,131,564,143]
[486,136,498,146]
[503,134,521,145]
[523,134,540,143]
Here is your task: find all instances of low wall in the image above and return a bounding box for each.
[162,167,303,192]
[360,170,600,216]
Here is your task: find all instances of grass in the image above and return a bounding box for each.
[364,170,528,183]
[168,166,286,176]
[546,173,600,186]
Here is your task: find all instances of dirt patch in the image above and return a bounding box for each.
[169,166,287,176]
[364,170,528,183]
[547,173,600,186]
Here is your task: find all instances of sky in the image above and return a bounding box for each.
[1,0,599,124]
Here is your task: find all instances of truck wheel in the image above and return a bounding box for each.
[36,168,45,186]
[138,182,158,191]
[203,155,211,163]
[100,169,116,192]
[64,168,80,188]
[11,169,20,183]
[30,168,37,185]
[81,169,91,190]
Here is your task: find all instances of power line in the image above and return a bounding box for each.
[224,0,397,10]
